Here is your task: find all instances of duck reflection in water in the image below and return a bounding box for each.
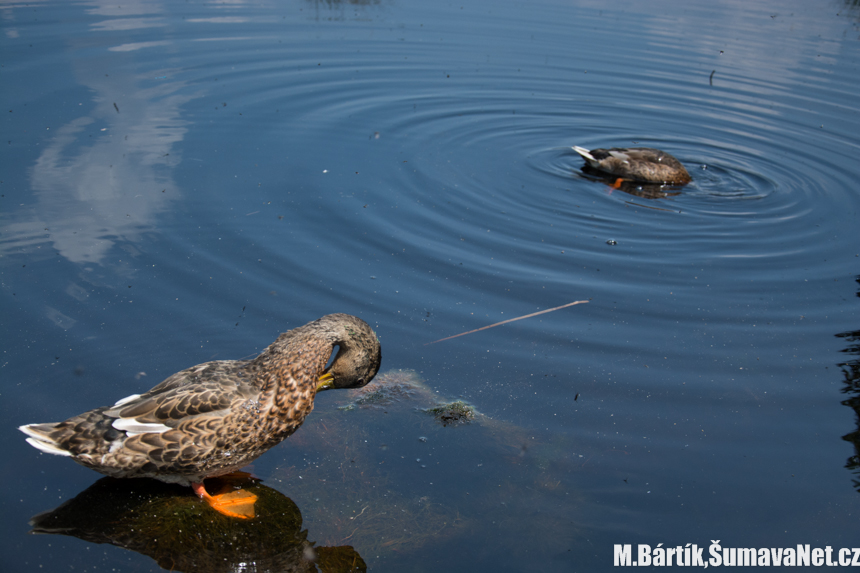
[29,474,366,573]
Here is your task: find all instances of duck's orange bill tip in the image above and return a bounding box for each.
[612,178,624,189]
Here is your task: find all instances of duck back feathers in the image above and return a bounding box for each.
[573,146,692,185]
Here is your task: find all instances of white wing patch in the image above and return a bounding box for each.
[608,149,631,163]
[113,393,141,407]
[112,418,171,436]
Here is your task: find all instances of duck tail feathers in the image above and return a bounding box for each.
[19,424,72,456]
[572,146,595,161]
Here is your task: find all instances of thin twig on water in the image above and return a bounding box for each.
[426,299,589,345]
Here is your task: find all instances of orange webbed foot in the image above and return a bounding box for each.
[192,481,258,519]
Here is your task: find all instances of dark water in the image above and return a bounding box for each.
[2,0,859,570]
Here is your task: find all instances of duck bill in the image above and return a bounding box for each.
[316,371,334,392]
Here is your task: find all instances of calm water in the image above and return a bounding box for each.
[2,0,859,570]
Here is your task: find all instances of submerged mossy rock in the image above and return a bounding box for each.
[423,400,476,426]
[271,370,482,556]
[341,369,479,426]
[264,369,588,563]
[29,476,365,573]
[340,369,437,410]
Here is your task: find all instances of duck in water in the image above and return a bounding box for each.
[20,313,381,519]
[573,146,692,186]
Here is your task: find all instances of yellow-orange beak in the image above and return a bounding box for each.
[316,371,334,392]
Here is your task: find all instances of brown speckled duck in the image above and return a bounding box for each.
[20,313,381,519]
[573,146,692,185]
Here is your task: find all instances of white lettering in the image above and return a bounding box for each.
[770,548,783,566]
[723,547,736,566]
[709,540,722,567]
[812,547,824,566]
[614,544,632,566]
[784,547,796,567]
[738,548,755,566]
[614,542,860,568]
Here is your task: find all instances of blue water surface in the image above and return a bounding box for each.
[2,0,859,571]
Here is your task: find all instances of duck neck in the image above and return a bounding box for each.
[249,331,333,430]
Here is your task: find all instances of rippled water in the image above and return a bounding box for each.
[2,0,859,571]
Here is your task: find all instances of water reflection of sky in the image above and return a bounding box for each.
[2,2,192,264]
[3,0,856,268]
[2,0,859,571]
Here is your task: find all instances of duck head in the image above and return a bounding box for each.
[315,313,382,391]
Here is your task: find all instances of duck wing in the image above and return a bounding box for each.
[21,360,258,459]
[104,360,256,429]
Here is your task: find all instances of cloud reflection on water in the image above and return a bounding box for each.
[3,1,193,265]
